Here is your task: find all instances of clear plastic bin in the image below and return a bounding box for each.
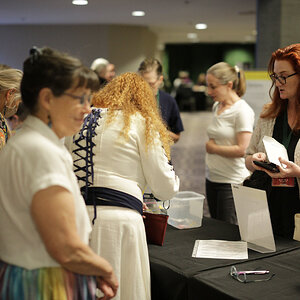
[167,191,205,229]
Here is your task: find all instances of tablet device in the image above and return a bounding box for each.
[253,161,279,173]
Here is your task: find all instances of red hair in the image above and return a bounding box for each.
[261,43,300,131]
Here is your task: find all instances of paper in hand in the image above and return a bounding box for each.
[262,136,289,166]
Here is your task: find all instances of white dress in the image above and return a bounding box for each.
[69,108,180,300]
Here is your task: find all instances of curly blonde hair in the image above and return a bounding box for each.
[92,72,172,159]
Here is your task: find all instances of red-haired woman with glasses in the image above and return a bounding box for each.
[246,43,300,238]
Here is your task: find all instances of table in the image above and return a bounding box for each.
[148,217,300,300]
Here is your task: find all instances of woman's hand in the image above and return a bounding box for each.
[245,152,266,172]
[251,152,267,170]
[261,157,300,178]
[97,273,119,299]
[206,139,216,154]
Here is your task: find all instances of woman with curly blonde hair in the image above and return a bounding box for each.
[68,72,180,300]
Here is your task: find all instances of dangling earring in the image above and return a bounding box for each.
[47,114,52,128]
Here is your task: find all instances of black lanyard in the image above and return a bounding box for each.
[282,109,293,149]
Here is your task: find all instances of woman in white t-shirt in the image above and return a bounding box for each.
[205,62,255,224]
[0,47,118,299]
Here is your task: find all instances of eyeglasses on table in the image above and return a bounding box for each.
[230,266,275,283]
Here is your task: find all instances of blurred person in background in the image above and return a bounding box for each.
[6,102,28,134]
[90,57,109,88]
[138,58,184,143]
[105,63,116,82]
[0,68,23,150]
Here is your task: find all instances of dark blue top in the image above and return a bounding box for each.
[159,90,184,134]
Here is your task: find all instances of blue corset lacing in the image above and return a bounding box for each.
[72,108,102,224]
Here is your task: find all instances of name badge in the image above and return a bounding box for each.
[272,177,295,187]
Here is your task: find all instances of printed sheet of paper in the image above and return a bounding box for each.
[263,136,289,166]
[192,240,248,259]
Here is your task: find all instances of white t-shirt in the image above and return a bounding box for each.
[69,109,180,202]
[205,99,254,184]
[0,116,91,270]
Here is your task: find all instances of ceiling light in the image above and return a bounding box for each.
[187,33,198,39]
[132,11,145,17]
[72,0,88,5]
[195,23,207,30]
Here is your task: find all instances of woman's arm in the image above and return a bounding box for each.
[206,131,252,158]
[31,186,118,297]
[168,130,180,143]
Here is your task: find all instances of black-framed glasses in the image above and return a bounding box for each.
[62,92,92,106]
[230,266,275,283]
[270,72,297,85]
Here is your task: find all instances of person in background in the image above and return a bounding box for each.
[138,58,184,143]
[6,101,28,134]
[245,43,300,239]
[0,64,11,70]
[68,72,179,300]
[173,70,193,90]
[90,57,109,88]
[193,73,208,111]
[0,47,118,299]
[205,62,254,225]
[105,63,116,82]
[0,68,23,150]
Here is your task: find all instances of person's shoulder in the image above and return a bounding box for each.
[236,99,254,114]
[159,90,176,103]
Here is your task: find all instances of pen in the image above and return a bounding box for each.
[237,270,270,275]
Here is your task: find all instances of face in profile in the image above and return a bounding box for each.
[49,86,92,138]
[206,73,229,103]
[272,60,299,101]
[105,64,116,82]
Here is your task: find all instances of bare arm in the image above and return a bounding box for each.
[206,131,252,158]
[31,186,118,297]
[169,130,180,143]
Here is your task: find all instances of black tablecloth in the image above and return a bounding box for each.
[148,217,300,300]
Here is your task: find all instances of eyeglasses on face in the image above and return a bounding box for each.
[62,92,92,106]
[230,266,275,283]
[270,72,298,85]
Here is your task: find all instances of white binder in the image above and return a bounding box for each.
[231,184,276,253]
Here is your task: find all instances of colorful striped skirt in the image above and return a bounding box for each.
[0,260,97,300]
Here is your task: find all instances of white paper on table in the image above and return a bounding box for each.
[192,240,248,259]
[262,136,289,166]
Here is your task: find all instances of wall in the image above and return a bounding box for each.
[0,24,157,73]
[256,0,300,69]
[108,25,158,74]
